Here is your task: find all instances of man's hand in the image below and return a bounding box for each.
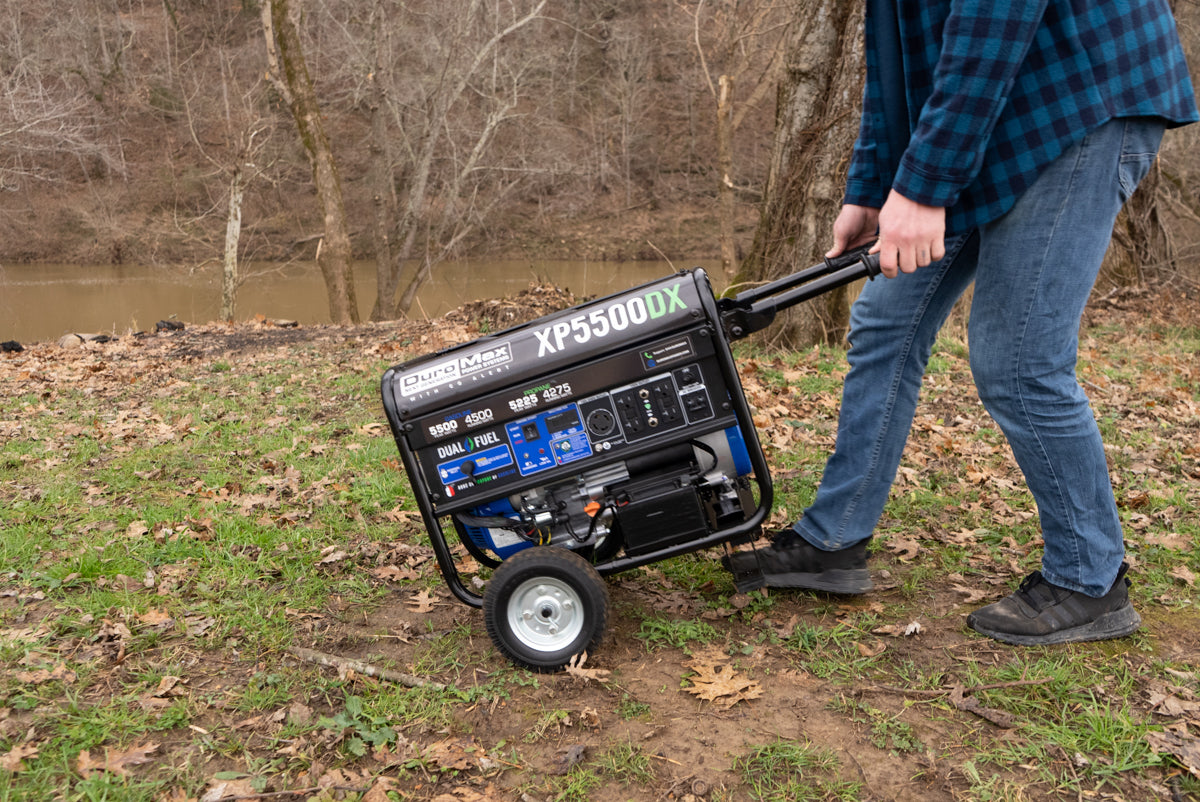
[873,191,946,278]
[826,204,880,259]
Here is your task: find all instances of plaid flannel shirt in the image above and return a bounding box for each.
[846,0,1199,234]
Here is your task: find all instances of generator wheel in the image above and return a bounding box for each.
[483,547,608,672]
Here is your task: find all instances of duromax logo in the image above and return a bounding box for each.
[400,344,513,397]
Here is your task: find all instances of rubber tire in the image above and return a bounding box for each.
[483,547,609,672]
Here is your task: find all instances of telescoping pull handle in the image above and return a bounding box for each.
[717,245,881,342]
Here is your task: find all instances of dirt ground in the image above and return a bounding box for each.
[342,579,1002,801]
[295,536,1200,801]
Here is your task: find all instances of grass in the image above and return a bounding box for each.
[1,305,1198,801]
[591,738,657,785]
[733,740,862,801]
[636,616,722,651]
[784,617,887,679]
[827,695,923,754]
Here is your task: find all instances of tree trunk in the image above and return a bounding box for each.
[737,0,864,348]
[366,7,402,322]
[717,74,737,276]
[262,0,358,324]
[221,164,245,323]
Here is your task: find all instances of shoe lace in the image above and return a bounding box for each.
[770,529,804,549]
[1014,571,1070,611]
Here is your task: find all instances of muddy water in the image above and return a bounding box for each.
[0,259,721,344]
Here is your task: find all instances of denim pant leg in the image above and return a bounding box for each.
[968,117,1164,596]
[795,232,978,551]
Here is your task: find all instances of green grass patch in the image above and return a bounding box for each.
[636,616,722,652]
[734,740,862,802]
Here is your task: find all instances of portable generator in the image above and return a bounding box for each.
[380,246,880,671]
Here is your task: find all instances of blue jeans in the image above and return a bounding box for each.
[796,117,1165,597]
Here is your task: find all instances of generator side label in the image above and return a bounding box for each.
[533,282,689,358]
[639,337,694,370]
[435,443,514,487]
[391,273,709,416]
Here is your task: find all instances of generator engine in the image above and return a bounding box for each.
[381,248,879,670]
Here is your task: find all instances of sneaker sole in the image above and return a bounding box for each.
[761,569,873,595]
[721,553,872,595]
[967,603,1141,646]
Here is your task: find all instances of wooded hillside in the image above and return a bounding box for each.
[1,0,784,266]
[3,0,1199,294]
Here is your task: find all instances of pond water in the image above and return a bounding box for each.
[0,258,722,344]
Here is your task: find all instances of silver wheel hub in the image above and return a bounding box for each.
[507,577,584,652]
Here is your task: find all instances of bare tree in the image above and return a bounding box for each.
[682,0,791,275]
[0,60,99,190]
[166,27,280,323]
[261,0,359,324]
[0,3,122,190]
[352,0,548,320]
[601,22,653,207]
[737,0,864,347]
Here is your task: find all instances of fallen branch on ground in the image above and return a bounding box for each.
[859,677,1053,729]
[287,647,450,691]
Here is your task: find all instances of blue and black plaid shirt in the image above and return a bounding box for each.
[846,0,1199,235]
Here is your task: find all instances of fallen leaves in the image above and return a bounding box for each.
[0,626,49,648]
[872,620,924,638]
[406,589,439,613]
[92,618,132,662]
[564,652,611,684]
[946,685,1020,729]
[13,662,77,685]
[139,675,188,711]
[887,537,921,561]
[370,564,419,582]
[1142,679,1200,780]
[1,743,39,772]
[856,640,887,658]
[430,786,501,802]
[683,650,763,708]
[199,776,259,802]
[1170,565,1196,587]
[551,743,588,775]
[76,741,159,778]
[423,737,480,772]
[1146,723,1200,778]
[950,582,994,605]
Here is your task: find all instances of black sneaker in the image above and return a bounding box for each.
[721,530,872,594]
[966,563,1141,646]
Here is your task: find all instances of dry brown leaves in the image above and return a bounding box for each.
[564,651,611,684]
[76,741,159,778]
[1144,678,1200,780]
[683,648,763,708]
[1,743,39,773]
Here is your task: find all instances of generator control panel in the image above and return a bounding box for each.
[407,327,735,513]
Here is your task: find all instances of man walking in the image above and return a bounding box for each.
[726,0,1198,645]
